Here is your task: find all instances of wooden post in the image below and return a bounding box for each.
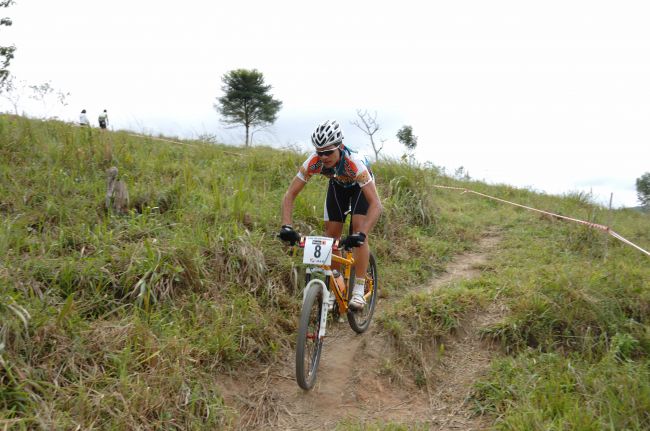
[105,166,129,215]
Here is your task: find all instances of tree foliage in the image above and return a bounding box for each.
[28,81,70,117]
[2,77,70,117]
[214,69,282,147]
[0,0,15,89]
[636,172,650,207]
[396,125,418,151]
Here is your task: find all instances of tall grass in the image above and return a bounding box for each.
[2,115,649,429]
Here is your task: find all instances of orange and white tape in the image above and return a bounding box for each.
[432,185,650,258]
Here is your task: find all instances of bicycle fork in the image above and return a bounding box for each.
[303,278,331,339]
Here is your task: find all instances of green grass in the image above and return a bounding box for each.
[1,115,649,429]
[463,194,650,430]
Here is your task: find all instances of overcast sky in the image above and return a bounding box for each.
[3,0,649,207]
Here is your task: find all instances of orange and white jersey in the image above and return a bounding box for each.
[297,147,374,188]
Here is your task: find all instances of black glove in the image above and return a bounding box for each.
[342,232,366,248]
[278,224,301,245]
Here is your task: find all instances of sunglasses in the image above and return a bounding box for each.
[316,146,340,157]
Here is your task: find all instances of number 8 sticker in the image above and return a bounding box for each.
[303,236,334,265]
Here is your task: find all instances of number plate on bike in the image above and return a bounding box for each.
[303,236,334,265]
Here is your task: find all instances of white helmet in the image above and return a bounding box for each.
[311,120,344,149]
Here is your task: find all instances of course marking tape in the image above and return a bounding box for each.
[432,185,650,257]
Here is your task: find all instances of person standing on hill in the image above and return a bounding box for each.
[98,109,109,129]
[79,109,89,126]
[279,120,382,311]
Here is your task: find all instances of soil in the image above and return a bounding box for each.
[219,232,504,430]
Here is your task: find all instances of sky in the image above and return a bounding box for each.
[3,0,649,208]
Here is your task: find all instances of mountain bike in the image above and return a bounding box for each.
[290,230,378,390]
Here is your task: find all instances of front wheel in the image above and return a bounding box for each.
[348,252,378,334]
[295,282,325,390]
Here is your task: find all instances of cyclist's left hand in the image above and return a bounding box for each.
[342,232,366,248]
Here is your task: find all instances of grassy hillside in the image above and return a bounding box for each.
[1,115,649,429]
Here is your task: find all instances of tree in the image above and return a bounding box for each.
[1,75,25,114]
[0,0,15,90]
[636,172,650,208]
[214,69,282,147]
[454,166,470,180]
[28,81,70,118]
[396,125,417,151]
[397,126,418,152]
[351,109,384,162]
[396,125,418,164]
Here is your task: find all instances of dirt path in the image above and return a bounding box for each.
[221,233,504,430]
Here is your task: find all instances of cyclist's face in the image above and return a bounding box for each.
[317,144,340,168]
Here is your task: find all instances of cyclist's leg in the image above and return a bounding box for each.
[350,186,370,278]
[323,181,346,310]
[351,214,369,276]
[324,179,346,268]
[324,179,346,241]
[350,187,370,309]
[325,221,344,275]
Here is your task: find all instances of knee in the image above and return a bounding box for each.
[324,224,343,238]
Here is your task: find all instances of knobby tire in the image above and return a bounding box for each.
[347,252,378,334]
[295,283,324,390]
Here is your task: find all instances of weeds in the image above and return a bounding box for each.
[1,115,649,428]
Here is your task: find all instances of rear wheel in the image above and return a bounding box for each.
[295,282,324,390]
[347,252,378,334]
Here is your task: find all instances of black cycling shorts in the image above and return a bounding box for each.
[324,179,369,222]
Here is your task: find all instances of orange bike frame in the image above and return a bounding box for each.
[321,250,354,313]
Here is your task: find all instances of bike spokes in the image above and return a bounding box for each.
[296,284,325,390]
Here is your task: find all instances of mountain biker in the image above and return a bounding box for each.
[279,120,382,311]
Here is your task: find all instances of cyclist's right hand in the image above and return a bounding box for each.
[278,224,301,245]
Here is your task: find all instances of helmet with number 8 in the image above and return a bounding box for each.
[311,120,344,149]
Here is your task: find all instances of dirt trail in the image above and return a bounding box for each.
[221,233,504,430]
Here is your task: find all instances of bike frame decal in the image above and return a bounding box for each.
[319,290,330,339]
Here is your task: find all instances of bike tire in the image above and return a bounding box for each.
[295,282,325,390]
[347,252,378,334]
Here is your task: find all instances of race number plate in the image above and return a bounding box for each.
[303,236,334,266]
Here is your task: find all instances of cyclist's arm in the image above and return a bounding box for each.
[281,176,306,226]
[359,181,382,234]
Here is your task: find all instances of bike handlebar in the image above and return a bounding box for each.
[293,236,355,251]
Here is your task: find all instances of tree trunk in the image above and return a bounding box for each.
[369,136,379,162]
[245,124,250,147]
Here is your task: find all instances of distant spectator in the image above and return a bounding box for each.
[79,109,89,126]
[98,109,109,129]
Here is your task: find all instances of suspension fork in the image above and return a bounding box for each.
[303,277,330,339]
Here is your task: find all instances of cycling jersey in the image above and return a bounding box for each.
[296,146,373,189]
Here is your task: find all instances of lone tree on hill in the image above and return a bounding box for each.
[396,125,417,151]
[1,0,16,89]
[396,125,418,163]
[636,172,650,208]
[214,69,282,147]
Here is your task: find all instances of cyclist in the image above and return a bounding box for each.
[279,120,382,311]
